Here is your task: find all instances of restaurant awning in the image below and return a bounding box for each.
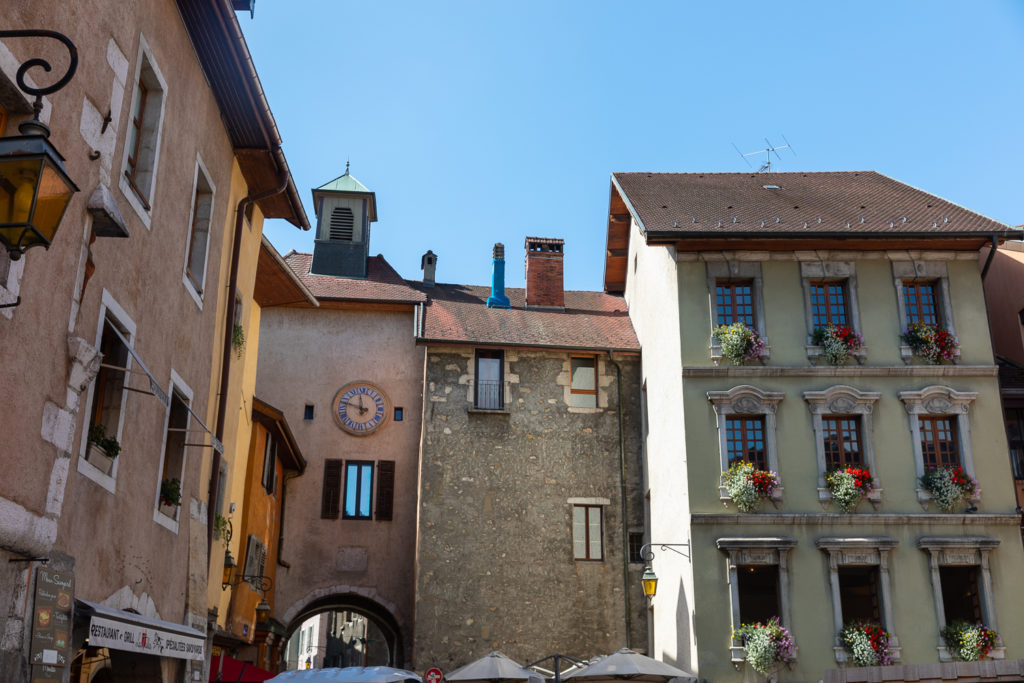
[77,599,205,661]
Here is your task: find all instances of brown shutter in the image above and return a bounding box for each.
[375,460,395,521]
[321,459,342,519]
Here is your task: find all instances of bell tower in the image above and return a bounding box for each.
[310,162,378,278]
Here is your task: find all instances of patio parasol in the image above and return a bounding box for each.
[560,649,695,683]
[446,651,542,683]
[266,666,423,683]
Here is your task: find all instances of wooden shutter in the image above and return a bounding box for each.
[321,459,342,519]
[243,535,266,587]
[375,460,395,521]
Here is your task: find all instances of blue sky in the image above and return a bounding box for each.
[240,1,1024,292]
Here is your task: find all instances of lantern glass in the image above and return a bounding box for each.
[641,566,658,598]
[255,599,271,625]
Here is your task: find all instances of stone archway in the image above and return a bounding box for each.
[281,590,406,669]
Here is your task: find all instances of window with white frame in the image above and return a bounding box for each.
[708,386,785,500]
[803,386,882,507]
[800,260,865,364]
[82,301,135,479]
[157,380,191,523]
[717,537,797,665]
[119,37,166,220]
[891,260,956,363]
[816,537,900,664]
[572,504,603,561]
[706,261,769,363]
[918,537,1004,662]
[183,159,215,298]
[898,386,978,507]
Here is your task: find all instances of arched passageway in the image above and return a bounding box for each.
[282,594,405,670]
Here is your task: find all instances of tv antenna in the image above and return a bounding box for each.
[732,136,796,172]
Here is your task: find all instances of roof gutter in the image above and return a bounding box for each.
[643,227,1021,242]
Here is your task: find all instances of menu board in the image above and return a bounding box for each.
[30,567,73,674]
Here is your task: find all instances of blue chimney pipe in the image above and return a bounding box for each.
[486,243,510,309]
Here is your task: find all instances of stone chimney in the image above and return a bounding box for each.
[486,243,510,309]
[525,237,564,309]
[421,250,437,286]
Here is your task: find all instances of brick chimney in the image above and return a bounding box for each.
[525,237,564,309]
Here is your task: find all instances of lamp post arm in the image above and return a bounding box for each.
[0,30,78,117]
[640,542,691,563]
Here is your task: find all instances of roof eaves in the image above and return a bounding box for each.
[414,336,640,354]
[610,173,647,236]
[643,227,1022,242]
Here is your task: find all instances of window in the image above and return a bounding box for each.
[344,461,373,520]
[83,313,132,475]
[706,262,768,363]
[569,355,597,408]
[156,376,192,526]
[810,281,849,328]
[902,281,940,326]
[716,281,755,327]
[572,505,603,560]
[899,386,978,506]
[474,350,504,410]
[120,39,166,217]
[817,537,900,664]
[375,460,395,521]
[804,386,881,507]
[918,537,1003,662]
[725,416,766,470]
[822,416,862,469]
[321,459,342,519]
[304,404,315,421]
[393,407,403,422]
[1004,408,1024,480]
[892,261,956,363]
[183,160,214,297]
[243,534,267,589]
[708,386,785,500]
[261,433,277,495]
[919,416,959,468]
[628,532,644,564]
[718,537,797,666]
[800,261,863,363]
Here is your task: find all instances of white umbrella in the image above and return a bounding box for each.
[267,666,423,683]
[560,649,695,683]
[446,651,541,683]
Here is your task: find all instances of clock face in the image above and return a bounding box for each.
[332,382,390,436]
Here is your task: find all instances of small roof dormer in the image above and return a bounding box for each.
[310,163,378,278]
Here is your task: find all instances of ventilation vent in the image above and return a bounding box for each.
[329,207,355,241]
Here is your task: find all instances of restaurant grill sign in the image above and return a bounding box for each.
[88,615,205,660]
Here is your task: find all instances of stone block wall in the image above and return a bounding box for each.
[414,348,646,670]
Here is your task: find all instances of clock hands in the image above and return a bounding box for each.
[342,399,369,416]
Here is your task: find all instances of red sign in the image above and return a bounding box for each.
[426,668,443,683]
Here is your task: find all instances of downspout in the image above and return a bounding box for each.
[207,147,292,551]
[607,350,631,648]
[980,234,999,280]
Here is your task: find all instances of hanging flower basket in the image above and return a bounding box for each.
[811,324,864,366]
[941,621,1000,661]
[722,461,779,513]
[825,467,875,512]
[901,322,958,364]
[840,621,894,666]
[733,617,797,676]
[919,466,979,512]
[714,322,767,365]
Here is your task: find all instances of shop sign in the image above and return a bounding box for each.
[88,615,205,661]
[30,568,73,668]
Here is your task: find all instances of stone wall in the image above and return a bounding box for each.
[414,347,646,670]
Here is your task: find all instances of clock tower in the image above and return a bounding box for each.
[310,162,378,278]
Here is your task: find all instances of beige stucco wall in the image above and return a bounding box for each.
[980,243,1024,366]
[255,305,424,664]
[631,236,1024,681]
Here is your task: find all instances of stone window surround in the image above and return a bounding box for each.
[118,34,167,229]
[803,385,883,508]
[897,386,979,508]
[800,260,867,365]
[706,261,770,365]
[708,386,786,503]
[568,497,610,562]
[153,369,192,533]
[717,537,798,668]
[891,260,958,364]
[815,537,901,664]
[180,153,216,310]
[917,537,1004,662]
[77,289,137,494]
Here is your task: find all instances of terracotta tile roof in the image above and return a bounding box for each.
[613,171,1016,239]
[414,283,639,352]
[284,252,426,304]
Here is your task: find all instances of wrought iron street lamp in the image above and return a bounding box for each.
[638,542,690,600]
[0,30,79,261]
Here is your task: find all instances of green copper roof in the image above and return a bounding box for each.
[315,169,371,194]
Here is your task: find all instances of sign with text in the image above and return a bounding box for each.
[88,615,205,661]
[30,568,73,669]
